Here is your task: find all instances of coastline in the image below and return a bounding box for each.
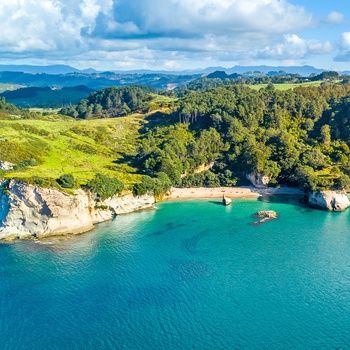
[164,186,304,200]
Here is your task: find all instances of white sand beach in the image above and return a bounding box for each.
[164,186,303,200]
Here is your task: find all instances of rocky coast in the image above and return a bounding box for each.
[0,180,154,241]
[0,180,349,242]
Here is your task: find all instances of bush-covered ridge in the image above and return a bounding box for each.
[136,82,350,191]
[2,81,350,195]
[59,85,159,119]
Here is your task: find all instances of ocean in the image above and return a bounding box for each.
[1,196,350,349]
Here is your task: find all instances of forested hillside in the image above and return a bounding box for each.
[135,82,350,192]
[2,81,350,195]
[59,85,165,119]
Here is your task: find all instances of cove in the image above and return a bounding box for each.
[1,196,350,349]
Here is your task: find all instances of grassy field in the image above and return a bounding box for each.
[148,94,179,111]
[0,111,151,189]
[249,81,323,91]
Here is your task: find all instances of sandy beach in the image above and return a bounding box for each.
[164,186,304,200]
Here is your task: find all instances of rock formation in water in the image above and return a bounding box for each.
[307,190,350,211]
[222,195,232,206]
[255,210,278,218]
[0,180,155,241]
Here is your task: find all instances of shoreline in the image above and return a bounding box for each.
[164,186,304,200]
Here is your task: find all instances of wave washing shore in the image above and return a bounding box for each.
[164,186,304,200]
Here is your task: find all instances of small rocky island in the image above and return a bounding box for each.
[252,210,278,225]
[255,210,278,218]
[222,195,232,206]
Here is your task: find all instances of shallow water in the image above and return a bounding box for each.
[1,196,350,349]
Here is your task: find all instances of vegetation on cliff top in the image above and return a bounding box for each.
[1,79,350,195]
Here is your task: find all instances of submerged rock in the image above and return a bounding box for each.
[222,195,232,206]
[307,190,350,211]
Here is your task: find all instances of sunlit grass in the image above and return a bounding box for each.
[250,81,323,91]
[0,112,148,187]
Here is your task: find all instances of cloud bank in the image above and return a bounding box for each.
[0,0,345,69]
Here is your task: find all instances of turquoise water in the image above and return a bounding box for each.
[1,196,350,349]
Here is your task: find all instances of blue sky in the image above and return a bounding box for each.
[1,0,350,71]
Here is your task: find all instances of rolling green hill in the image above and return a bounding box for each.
[0,85,94,108]
[2,81,350,195]
[0,111,151,189]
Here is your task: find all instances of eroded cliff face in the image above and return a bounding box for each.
[246,172,272,188]
[0,180,155,241]
[308,190,350,211]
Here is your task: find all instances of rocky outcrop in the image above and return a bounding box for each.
[246,172,272,188]
[0,180,155,241]
[307,190,350,211]
[255,210,278,218]
[252,210,278,225]
[222,195,232,206]
[0,161,14,171]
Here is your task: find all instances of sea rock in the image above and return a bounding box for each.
[0,180,155,241]
[251,210,278,225]
[307,190,350,211]
[222,195,232,206]
[255,210,278,218]
[246,172,272,188]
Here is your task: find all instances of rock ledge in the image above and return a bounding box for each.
[307,190,350,211]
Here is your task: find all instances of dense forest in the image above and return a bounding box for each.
[134,82,350,192]
[60,85,158,119]
[3,78,350,196]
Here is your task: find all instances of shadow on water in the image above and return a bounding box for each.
[147,222,187,237]
[208,200,224,206]
[257,194,316,214]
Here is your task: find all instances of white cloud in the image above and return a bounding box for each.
[0,0,336,70]
[257,34,332,60]
[334,32,350,61]
[325,11,344,24]
[0,0,113,54]
[100,0,313,38]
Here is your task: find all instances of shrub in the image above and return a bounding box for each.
[86,174,124,199]
[133,176,155,196]
[13,159,37,171]
[57,174,76,188]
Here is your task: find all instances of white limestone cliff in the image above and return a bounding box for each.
[246,172,272,188]
[307,190,350,211]
[0,180,155,241]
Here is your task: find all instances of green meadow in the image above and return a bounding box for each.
[249,81,322,91]
[0,111,148,189]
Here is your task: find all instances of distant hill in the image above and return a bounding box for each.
[0,85,94,108]
[1,63,348,77]
[0,64,88,75]
[200,65,325,76]
[0,71,198,91]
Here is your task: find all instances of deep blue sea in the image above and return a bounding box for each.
[1,196,350,350]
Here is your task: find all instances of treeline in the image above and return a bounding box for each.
[59,85,157,119]
[0,97,40,119]
[173,71,343,96]
[135,82,350,192]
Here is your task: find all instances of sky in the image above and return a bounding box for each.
[1,0,350,71]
